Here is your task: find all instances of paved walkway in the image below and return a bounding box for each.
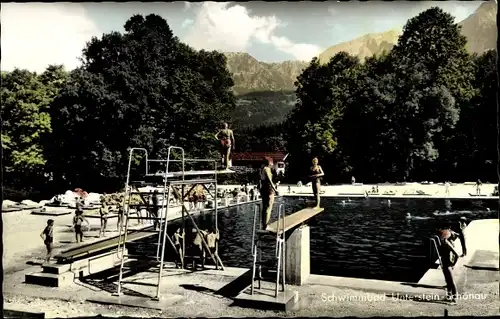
[276,183,498,199]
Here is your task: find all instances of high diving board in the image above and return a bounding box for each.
[267,207,325,234]
[149,169,235,178]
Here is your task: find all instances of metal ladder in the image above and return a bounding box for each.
[115,146,184,300]
[250,203,286,297]
[114,146,224,300]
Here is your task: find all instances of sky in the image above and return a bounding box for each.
[1,1,483,73]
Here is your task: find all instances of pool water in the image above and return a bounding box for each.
[130,197,497,283]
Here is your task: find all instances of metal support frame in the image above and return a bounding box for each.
[114,146,224,301]
[250,203,286,298]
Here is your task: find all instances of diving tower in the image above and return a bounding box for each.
[114,146,234,301]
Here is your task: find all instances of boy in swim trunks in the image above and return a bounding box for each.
[40,219,55,263]
[73,211,90,243]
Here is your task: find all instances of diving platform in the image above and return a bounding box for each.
[149,169,235,178]
[267,207,324,234]
[131,169,235,187]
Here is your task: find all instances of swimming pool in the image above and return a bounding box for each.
[130,197,497,282]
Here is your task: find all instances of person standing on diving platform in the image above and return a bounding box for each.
[259,157,279,230]
[310,157,325,208]
[215,122,235,170]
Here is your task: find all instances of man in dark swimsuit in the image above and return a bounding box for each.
[457,217,467,257]
[117,197,125,230]
[172,228,184,269]
[40,219,54,263]
[259,157,279,230]
[151,190,160,230]
[99,201,109,237]
[439,229,460,304]
[310,157,325,208]
[474,179,482,195]
[73,211,89,243]
[205,227,220,270]
[215,122,235,170]
[75,196,84,213]
[192,228,208,269]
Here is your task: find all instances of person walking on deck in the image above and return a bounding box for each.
[151,190,160,230]
[310,157,325,208]
[73,211,90,243]
[444,181,450,196]
[457,217,468,257]
[40,219,54,263]
[205,228,220,269]
[438,229,460,304]
[475,179,482,195]
[192,228,208,269]
[249,188,255,201]
[259,157,279,231]
[116,197,125,231]
[172,228,185,269]
[99,201,109,237]
[215,122,235,170]
[75,197,84,213]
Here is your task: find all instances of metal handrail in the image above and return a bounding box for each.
[117,147,148,257]
[116,183,134,295]
[430,236,442,269]
[250,202,286,297]
[148,159,214,162]
[156,146,184,262]
[251,205,259,256]
[146,157,217,177]
[280,203,286,291]
[155,165,173,299]
[250,204,259,295]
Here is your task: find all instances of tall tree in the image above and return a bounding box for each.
[338,52,399,182]
[49,14,235,191]
[388,7,473,180]
[286,53,361,181]
[391,63,459,180]
[451,50,497,180]
[2,66,67,189]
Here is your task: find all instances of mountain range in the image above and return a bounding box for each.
[226,1,497,95]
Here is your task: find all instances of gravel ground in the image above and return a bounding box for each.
[2,209,138,274]
[4,279,499,318]
[4,259,499,318]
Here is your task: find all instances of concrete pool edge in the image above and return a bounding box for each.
[281,193,499,200]
[417,219,499,288]
[210,219,499,299]
[191,266,445,298]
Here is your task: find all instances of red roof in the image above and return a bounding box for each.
[232,152,288,162]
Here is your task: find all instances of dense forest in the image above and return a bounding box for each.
[1,8,498,200]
